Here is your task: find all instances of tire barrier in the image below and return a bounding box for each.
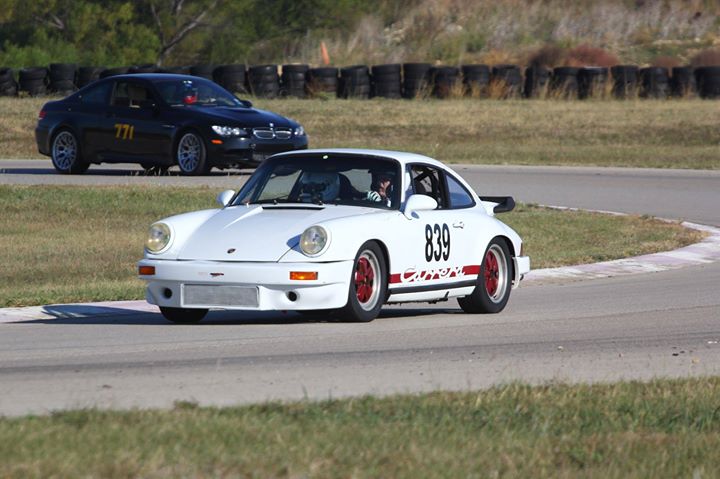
[695,66,720,99]
[524,66,550,98]
[339,65,370,99]
[48,63,77,95]
[100,66,130,78]
[0,67,18,96]
[213,64,247,94]
[578,67,608,99]
[550,67,579,99]
[189,64,214,81]
[307,67,338,96]
[129,64,158,74]
[462,64,490,97]
[371,64,401,99]
[491,64,522,98]
[670,67,695,97]
[3,62,720,101]
[76,66,104,88]
[19,67,49,96]
[247,64,279,98]
[402,63,431,99]
[611,65,638,99]
[430,66,459,98]
[280,64,308,98]
[639,67,670,99]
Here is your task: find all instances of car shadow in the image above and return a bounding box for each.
[13,304,461,326]
[0,166,251,177]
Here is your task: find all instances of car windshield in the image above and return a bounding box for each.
[154,78,243,107]
[232,155,401,210]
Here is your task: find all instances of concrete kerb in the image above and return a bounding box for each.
[2,208,720,324]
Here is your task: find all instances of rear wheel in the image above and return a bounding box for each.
[160,307,208,323]
[51,129,89,174]
[176,132,209,175]
[338,242,386,322]
[458,238,513,314]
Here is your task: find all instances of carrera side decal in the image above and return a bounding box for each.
[389,264,480,285]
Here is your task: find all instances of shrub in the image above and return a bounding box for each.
[690,48,720,67]
[565,44,619,67]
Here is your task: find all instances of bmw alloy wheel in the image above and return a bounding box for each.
[52,131,77,171]
[176,132,207,175]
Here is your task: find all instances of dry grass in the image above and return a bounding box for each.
[0,186,703,307]
[4,97,720,169]
[1,378,719,477]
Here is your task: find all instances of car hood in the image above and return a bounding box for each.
[186,106,294,127]
[177,204,372,261]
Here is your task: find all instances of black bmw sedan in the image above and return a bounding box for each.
[35,74,308,175]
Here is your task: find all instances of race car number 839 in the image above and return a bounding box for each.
[425,223,450,262]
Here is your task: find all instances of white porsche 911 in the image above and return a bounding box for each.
[138,149,530,323]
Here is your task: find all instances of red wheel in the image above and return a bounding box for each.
[458,238,513,314]
[339,242,386,322]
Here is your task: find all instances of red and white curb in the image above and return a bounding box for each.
[2,215,719,324]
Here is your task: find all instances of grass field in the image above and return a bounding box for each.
[2,97,720,169]
[0,185,702,308]
[1,378,718,478]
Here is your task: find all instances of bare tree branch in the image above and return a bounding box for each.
[157,0,219,65]
[149,1,166,46]
[34,13,65,30]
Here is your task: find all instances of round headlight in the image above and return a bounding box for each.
[300,226,328,256]
[146,223,172,253]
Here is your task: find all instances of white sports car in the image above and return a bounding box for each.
[138,149,530,323]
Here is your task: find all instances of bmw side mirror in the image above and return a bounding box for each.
[216,189,235,207]
[237,98,253,108]
[403,194,438,219]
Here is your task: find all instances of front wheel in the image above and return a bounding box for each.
[458,238,513,314]
[175,132,209,175]
[51,129,89,174]
[160,307,208,323]
[338,242,387,322]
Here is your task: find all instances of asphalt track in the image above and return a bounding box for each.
[1,160,719,416]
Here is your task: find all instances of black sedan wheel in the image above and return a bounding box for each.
[458,238,513,314]
[176,132,209,175]
[160,307,208,323]
[51,130,89,174]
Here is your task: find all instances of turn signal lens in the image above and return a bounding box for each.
[290,271,318,281]
[138,265,156,276]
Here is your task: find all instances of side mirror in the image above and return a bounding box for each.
[403,194,438,219]
[237,98,253,108]
[216,189,235,207]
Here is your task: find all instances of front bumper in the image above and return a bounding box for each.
[138,258,353,311]
[207,136,308,168]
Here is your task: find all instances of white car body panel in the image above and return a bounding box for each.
[139,148,530,313]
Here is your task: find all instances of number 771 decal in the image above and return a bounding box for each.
[114,123,134,140]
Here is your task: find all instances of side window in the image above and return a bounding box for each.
[410,165,446,208]
[446,174,476,209]
[112,81,151,108]
[78,82,112,105]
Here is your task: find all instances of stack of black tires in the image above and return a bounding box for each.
[462,64,490,96]
[213,64,247,94]
[491,65,522,98]
[610,65,638,99]
[524,66,550,98]
[550,67,579,98]
[307,67,339,96]
[430,66,460,98]
[639,67,669,99]
[18,67,49,96]
[48,63,77,95]
[189,64,214,81]
[100,67,129,78]
[281,64,308,98]
[695,67,720,99]
[371,64,402,99]
[0,68,18,96]
[247,64,280,98]
[76,66,104,88]
[578,67,608,99]
[402,63,431,99]
[339,65,370,99]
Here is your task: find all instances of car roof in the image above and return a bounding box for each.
[272,148,447,169]
[101,73,212,82]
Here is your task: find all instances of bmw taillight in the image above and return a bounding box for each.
[38,110,46,120]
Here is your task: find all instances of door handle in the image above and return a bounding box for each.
[453,221,464,229]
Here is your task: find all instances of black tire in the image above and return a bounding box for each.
[50,129,89,174]
[639,67,669,99]
[160,307,208,323]
[189,64,214,80]
[77,66,104,88]
[671,66,695,97]
[175,131,209,175]
[458,238,513,314]
[338,241,387,322]
[100,67,129,78]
